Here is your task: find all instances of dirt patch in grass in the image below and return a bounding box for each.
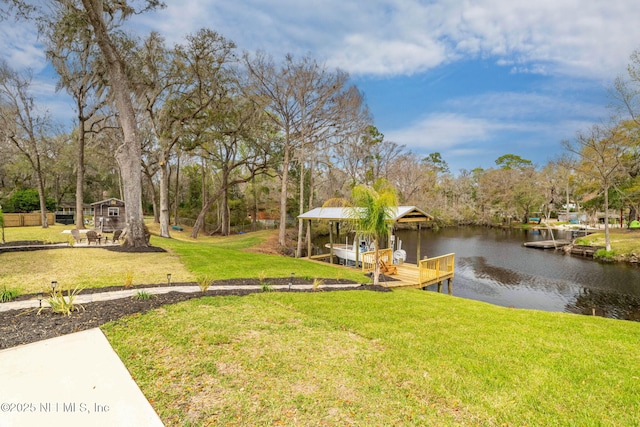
[0,278,389,350]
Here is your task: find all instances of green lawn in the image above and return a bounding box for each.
[103,290,640,426]
[0,225,366,294]
[5,224,640,425]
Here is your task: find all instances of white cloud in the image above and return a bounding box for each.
[383,89,608,171]
[0,24,46,72]
[134,0,640,79]
[386,113,496,151]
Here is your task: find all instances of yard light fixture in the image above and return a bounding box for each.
[38,293,42,308]
[167,273,172,286]
[51,281,57,292]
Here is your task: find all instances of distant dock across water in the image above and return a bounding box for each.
[523,240,571,249]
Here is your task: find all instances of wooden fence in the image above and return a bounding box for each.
[419,253,455,286]
[361,248,393,272]
[3,213,55,227]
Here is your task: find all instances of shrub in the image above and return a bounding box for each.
[258,271,274,291]
[198,275,213,293]
[133,290,155,300]
[312,278,324,291]
[594,249,617,260]
[123,269,134,288]
[39,285,84,316]
[0,286,19,302]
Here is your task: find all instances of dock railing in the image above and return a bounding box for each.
[419,253,455,287]
[361,248,393,273]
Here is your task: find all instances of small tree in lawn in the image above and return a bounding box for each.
[350,179,398,286]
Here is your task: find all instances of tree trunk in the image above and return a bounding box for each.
[220,167,231,236]
[305,161,315,257]
[604,185,611,251]
[251,174,258,231]
[75,112,86,229]
[191,187,225,239]
[278,142,291,247]
[373,240,380,286]
[159,155,171,238]
[296,159,305,258]
[144,170,159,224]
[36,162,48,229]
[81,0,146,247]
[173,152,180,226]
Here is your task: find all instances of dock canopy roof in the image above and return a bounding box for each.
[298,206,432,223]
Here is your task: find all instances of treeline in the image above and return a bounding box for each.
[1,2,639,252]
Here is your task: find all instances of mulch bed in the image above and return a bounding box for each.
[0,278,390,350]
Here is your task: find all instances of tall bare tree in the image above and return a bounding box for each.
[0,61,51,227]
[187,76,274,238]
[46,10,110,228]
[244,52,304,247]
[563,123,627,251]
[133,29,236,238]
[76,0,163,246]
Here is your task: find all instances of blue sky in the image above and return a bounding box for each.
[3,0,640,173]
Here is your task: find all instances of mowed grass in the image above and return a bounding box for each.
[0,225,193,293]
[0,224,366,294]
[7,223,640,424]
[103,289,640,426]
[576,228,640,254]
[155,234,365,283]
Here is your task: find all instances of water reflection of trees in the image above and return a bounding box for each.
[567,288,640,321]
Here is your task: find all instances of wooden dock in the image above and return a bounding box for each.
[523,240,570,249]
[307,251,455,291]
[569,244,603,257]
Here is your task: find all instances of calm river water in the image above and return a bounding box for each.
[316,226,640,321]
[393,227,640,321]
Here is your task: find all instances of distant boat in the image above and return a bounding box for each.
[325,236,407,264]
[325,239,371,263]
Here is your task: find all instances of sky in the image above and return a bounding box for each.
[3,0,640,173]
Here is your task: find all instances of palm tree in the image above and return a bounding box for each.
[350,179,398,286]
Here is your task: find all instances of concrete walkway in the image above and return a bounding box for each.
[0,283,364,312]
[0,328,163,427]
[0,283,363,426]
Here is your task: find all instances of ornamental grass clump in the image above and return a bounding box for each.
[0,286,19,302]
[312,278,324,291]
[133,290,155,300]
[39,285,84,316]
[123,269,134,288]
[258,271,273,292]
[198,275,213,293]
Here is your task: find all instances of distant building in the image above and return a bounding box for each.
[91,198,126,232]
[558,212,587,223]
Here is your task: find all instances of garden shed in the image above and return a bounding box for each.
[91,198,126,232]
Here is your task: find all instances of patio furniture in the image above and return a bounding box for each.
[112,229,123,243]
[86,230,100,245]
[70,229,84,244]
[379,260,398,275]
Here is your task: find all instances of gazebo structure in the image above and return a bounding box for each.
[298,205,433,265]
[299,205,455,290]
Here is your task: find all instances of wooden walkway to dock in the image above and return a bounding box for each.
[384,264,427,288]
[307,251,455,291]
